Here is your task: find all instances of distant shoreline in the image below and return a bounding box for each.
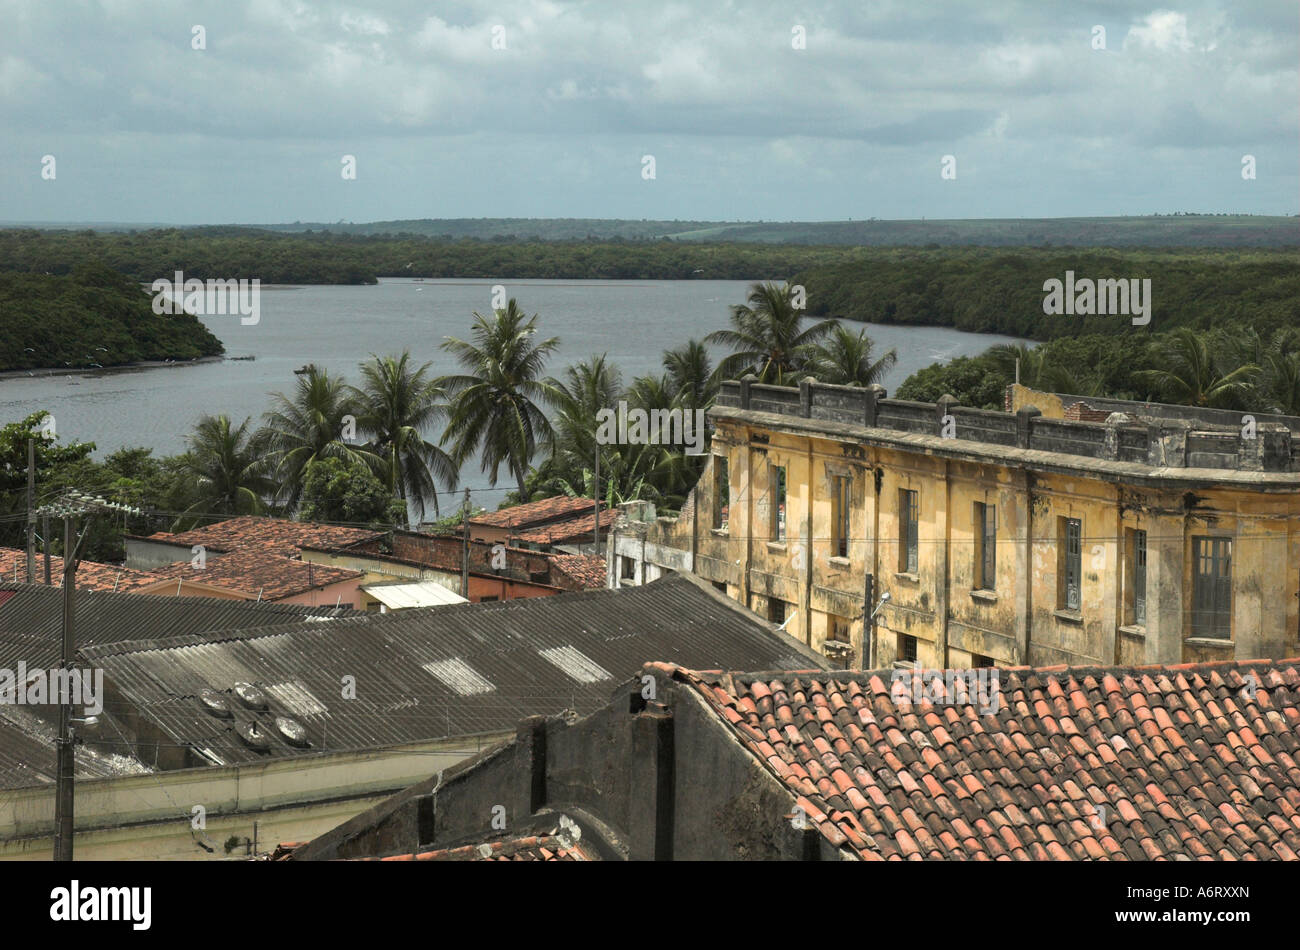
[0,355,228,382]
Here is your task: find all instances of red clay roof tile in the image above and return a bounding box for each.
[661,657,1300,861]
[469,495,596,529]
[143,549,361,601]
[150,516,382,560]
[0,547,158,592]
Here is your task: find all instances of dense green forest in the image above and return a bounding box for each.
[0,265,224,372]
[264,214,1300,246]
[0,228,870,285]
[794,248,1300,341]
[5,228,1299,295]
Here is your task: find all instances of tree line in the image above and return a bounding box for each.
[794,247,1300,341]
[0,228,872,285]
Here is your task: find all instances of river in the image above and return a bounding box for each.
[0,278,1029,509]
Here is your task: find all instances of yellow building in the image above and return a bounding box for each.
[609,377,1300,670]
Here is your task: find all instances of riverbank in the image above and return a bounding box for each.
[0,267,224,374]
[0,355,228,382]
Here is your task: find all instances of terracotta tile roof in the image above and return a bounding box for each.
[0,547,157,592]
[148,516,384,560]
[364,834,593,862]
[656,658,1300,861]
[546,554,607,590]
[469,496,595,529]
[142,550,362,601]
[516,509,618,546]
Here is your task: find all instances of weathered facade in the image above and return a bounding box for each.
[610,377,1300,670]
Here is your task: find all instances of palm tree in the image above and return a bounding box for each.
[259,366,374,511]
[1135,328,1259,409]
[986,342,1102,398]
[705,281,839,385]
[622,372,699,507]
[177,414,272,524]
[438,299,559,501]
[351,351,458,525]
[1261,348,1300,415]
[808,324,898,387]
[546,354,623,490]
[664,339,718,409]
[987,343,1049,389]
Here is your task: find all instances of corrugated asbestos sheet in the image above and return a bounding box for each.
[0,705,153,789]
[81,574,828,766]
[0,584,358,787]
[0,583,360,672]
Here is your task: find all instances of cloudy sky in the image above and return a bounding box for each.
[2,0,1295,224]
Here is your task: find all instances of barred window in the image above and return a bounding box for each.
[771,465,787,541]
[899,489,919,574]
[974,502,996,591]
[833,475,851,558]
[1061,518,1082,611]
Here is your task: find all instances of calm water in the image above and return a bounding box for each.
[0,278,1027,508]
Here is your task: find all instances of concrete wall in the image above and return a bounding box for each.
[135,575,361,609]
[301,545,561,605]
[123,538,191,571]
[0,733,508,860]
[294,671,841,861]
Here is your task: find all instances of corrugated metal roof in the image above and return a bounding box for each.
[364,580,468,609]
[0,582,361,672]
[81,574,828,767]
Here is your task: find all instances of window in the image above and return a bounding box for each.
[620,556,635,580]
[1060,517,1082,610]
[899,489,919,573]
[479,595,498,602]
[712,580,727,594]
[829,617,854,670]
[767,598,786,626]
[1126,528,1147,626]
[972,653,994,668]
[974,502,996,591]
[713,456,729,530]
[831,475,852,558]
[1192,537,1232,638]
[898,634,918,663]
[771,465,787,541]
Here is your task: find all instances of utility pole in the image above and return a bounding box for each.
[53,515,75,861]
[460,487,470,599]
[593,445,600,550]
[25,439,35,582]
[42,512,51,584]
[40,489,141,862]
